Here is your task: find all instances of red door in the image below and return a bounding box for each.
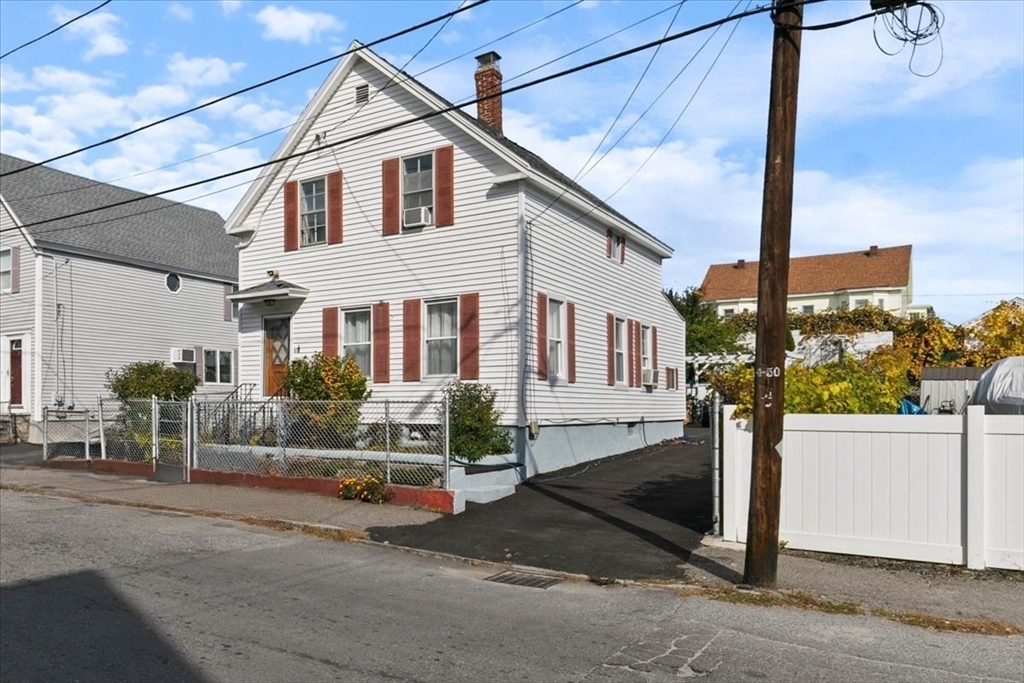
[9,339,22,406]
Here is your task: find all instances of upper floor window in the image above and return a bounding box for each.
[300,178,326,246]
[204,349,233,384]
[547,299,564,378]
[0,249,10,293]
[722,308,734,318]
[343,308,371,376]
[909,311,922,320]
[231,284,240,320]
[403,153,434,228]
[877,298,885,309]
[641,325,651,370]
[425,299,457,376]
[802,304,814,314]
[855,299,869,309]
[610,233,625,262]
[614,317,626,384]
[165,273,181,293]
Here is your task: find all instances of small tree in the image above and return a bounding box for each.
[282,354,368,448]
[441,381,513,462]
[105,361,198,401]
[665,287,742,356]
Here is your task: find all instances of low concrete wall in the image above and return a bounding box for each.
[44,459,154,478]
[518,420,684,479]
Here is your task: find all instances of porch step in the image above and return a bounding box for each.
[460,484,517,506]
[448,463,525,489]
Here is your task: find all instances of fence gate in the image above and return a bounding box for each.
[154,400,188,482]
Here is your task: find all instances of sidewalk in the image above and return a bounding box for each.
[1,459,1021,631]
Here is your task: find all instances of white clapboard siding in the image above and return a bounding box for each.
[0,205,35,412]
[722,407,1024,570]
[38,251,238,414]
[985,415,1024,570]
[524,189,686,423]
[235,59,521,417]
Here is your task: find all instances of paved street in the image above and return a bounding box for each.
[2,489,1021,683]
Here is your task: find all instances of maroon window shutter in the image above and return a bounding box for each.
[372,302,390,384]
[606,313,615,386]
[459,293,479,380]
[567,302,576,384]
[665,366,670,390]
[620,235,627,264]
[651,326,658,389]
[322,307,339,358]
[536,292,548,380]
[633,321,642,387]
[435,145,454,227]
[10,246,20,294]
[327,171,343,245]
[222,283,232,322]
[605,230,612,259]
[627,320,635,387]
[382,158,401,236]
[283,181,298,252]
[403,299,421,382]
[194,346,204,385]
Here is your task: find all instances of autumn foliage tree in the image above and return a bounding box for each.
[959,301,1024,366]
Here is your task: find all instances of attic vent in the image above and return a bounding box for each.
[355,84,369,104]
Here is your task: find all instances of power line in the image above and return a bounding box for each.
[0,0,489,178]
[1,0,829,236]
[4,0,584,204]
[0,0,112,60]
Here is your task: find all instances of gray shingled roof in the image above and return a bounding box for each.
[0,153,237,281]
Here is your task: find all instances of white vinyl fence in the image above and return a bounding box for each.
[721,405,1023,570]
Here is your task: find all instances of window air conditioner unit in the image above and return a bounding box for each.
[403,206,432,228]
[170,347,195,364]
[642,368,659,386]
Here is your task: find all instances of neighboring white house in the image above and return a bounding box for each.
[0,153,240,442]
[701,245,934,319]
[225,44,686,475]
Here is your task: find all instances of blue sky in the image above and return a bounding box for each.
[1,0,1021,324]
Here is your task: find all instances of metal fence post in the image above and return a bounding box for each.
[185,398,194,483]
[98,397,107,459]
[151,395,159,467]
[384,399,392,485]
[443,394,451,490]
[42,407,49,461]
[711,391,721,536]
[84,408,91,461]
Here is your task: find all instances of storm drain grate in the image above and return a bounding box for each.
[484,570,563,589]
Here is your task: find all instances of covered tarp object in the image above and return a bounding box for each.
[968,356,1024,415]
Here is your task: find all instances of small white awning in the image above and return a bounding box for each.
[227,278,309,303]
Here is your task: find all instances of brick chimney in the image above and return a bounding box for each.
[475,51,502,133]
[736,259,746,269]
[868,245,879,257]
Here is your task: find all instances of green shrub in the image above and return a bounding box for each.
[105,361,198,401]
[441,381,514,462]
[283,354,368,448]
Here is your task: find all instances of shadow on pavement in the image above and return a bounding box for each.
[0,442,43,468]
[370,432,739,583]
[0,570,209,683]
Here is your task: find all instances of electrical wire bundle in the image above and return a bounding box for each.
[874,1,944,77]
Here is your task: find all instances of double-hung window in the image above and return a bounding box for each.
[343,309,371,376]
[855,299,869,309]
[231,284,240,320]
[723,308,734,318]
[802,304,814,314]
[0,249,10,293]
[300,178,326,246]
[204,349,233,384]
[641,325,651,372]
[425,299,457,375]
[609,234,624,261]
[547,299,564,378]
[614,318,626,384]
[403,153,434,228]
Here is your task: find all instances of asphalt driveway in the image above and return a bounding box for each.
[370,427,738,583]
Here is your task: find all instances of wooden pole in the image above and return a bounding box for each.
[743,0,803,588]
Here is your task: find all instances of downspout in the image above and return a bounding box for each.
[516,179,528,428]
[36,252,58,422]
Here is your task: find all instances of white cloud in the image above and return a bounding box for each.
[32,66,111,92]
[166,2,193,21]
[167,53,245,87]
[0,65,33,94]
[253,5,345,45]
[130,84,191,116]
[440,30,461,46]
[50,4,128,60]
[220,0,242,16]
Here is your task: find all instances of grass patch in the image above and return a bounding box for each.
[697,587,864,616]
[871,608,1024,636]
[588,576,621,587]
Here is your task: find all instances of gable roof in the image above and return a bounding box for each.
[225,42,672,258]
[701,245,912,301]
[0,153,237,281]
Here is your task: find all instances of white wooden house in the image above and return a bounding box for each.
[225,44,686,475]
[0,154,239,442]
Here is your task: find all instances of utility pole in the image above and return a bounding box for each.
[743,0,803,587]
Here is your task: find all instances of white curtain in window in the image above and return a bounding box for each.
[426,301,457,375]
[344,310,372,375]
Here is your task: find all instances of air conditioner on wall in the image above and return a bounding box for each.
[170,347,195,364]
[642,368,659,386]
[403,206,432,228]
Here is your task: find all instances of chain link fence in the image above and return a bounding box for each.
[43,408,95,460]
[193,398,448,487]
[98,398,156,463]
